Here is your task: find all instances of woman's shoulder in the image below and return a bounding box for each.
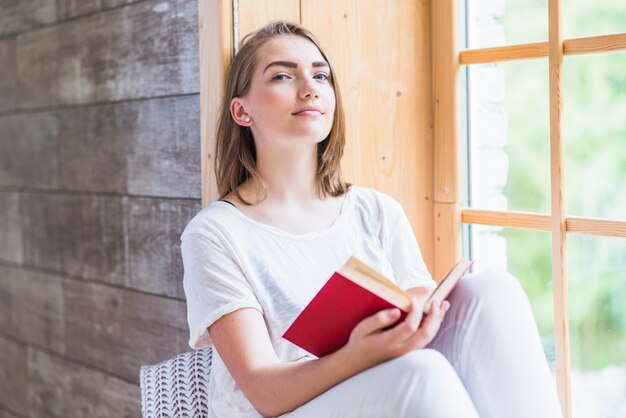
[180,200,240,241]
[348,184,403,213]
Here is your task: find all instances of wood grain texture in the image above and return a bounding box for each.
[460,41,549,65]
[461,208,552,231]
[0,265,66,354]
[0,0,56,36]
[59,95,201,197]
[459,33,626,66]
[199,0,232,206]
[58,195,128,286]
[0,406,23,418]
[0,336,27,416]
[126,95,202,198]
[564,32,626,56]
[566,216,626,238]
[21,193,65,272]
[548,0,572,415]
[301,0,435,269]
[431,0,461,275]
[128,197,202,297]
[433,202,462,281]
[0,39,17,112]
[0,112,60,189]
[27,347,141,418]
[237,0,300,44]
[15,0,199,108]
[0,192,23,264]
[64,279,189,383]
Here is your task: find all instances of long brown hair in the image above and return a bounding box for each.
[215,21,350,204]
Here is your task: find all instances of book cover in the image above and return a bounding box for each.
[282,256,474,358]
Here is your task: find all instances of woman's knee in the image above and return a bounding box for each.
[387,350,478,417]
[388,349,459,385]
[453,270,528,306]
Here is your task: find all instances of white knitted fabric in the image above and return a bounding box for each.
[140,348,213,418]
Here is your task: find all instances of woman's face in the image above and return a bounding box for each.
[232,35,336,150]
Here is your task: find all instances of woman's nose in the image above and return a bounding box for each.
[299,79,319,99]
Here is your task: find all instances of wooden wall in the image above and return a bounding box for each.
[222,0,436,269]
[0,1,201,416]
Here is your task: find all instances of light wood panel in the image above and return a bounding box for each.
[200,0,233,207]
[548,0,572,415]
[237,0,300,45]
[431,0,461,278]
[434,203,462,283]
[302,0,435,269]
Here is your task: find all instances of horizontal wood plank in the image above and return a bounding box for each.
[15,0,198,108]
[460,32,626,65]
[0,39,17,111]
[57,0,146,20]
[0,265,66,354]
[460,41,549,65]
[128,197,201,298]
[566,216,626,238]
[126,95,201,198]
[0,336,27,416]
[21,193,65,272]
[462,208,552,231]
[564,32,626,56]
[64,279,189,383]
[27,347,141,418]
[462,208,626,238]
[0,406,24,418]
[0,0,56,36]
[0,113,60,189]
[0,192,23,264]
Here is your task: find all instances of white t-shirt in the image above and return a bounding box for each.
[181,185,435,417]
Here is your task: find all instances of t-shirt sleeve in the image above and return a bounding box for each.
[181,231,263,350]
[380,197,436,291]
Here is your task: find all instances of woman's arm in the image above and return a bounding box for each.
[209,297,448,417]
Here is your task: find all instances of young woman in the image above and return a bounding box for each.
[181,21,563,418]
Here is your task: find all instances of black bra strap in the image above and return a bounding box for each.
[218,199,236,208]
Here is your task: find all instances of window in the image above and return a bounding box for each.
[453,1,626,417]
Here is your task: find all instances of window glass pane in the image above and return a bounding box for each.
[564,0,626,40]
[568,235,626,418]
[563,54,626,220]
[466,0,547,49]
[468,225,556,372]
[467,60,550,213]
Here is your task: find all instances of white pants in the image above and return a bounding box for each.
[282,272,563,418]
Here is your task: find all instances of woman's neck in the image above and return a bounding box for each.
[252,144,322,204]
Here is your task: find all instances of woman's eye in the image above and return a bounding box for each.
[314,73,329,81]
[272,74,289,81]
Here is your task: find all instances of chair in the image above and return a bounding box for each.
[140,348,213,418]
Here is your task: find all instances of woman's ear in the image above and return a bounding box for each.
[230,98,253,126]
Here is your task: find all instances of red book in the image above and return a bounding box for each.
[282,256,474,358]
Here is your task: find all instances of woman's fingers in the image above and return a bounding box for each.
[353,308,402,337]
[401,299,450,350]
[381,298,423,342]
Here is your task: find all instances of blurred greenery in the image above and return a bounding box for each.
[470,0,626,378]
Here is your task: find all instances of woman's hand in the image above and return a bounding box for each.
[339,296,450,372]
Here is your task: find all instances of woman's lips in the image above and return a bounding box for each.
[294,110,322,116]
